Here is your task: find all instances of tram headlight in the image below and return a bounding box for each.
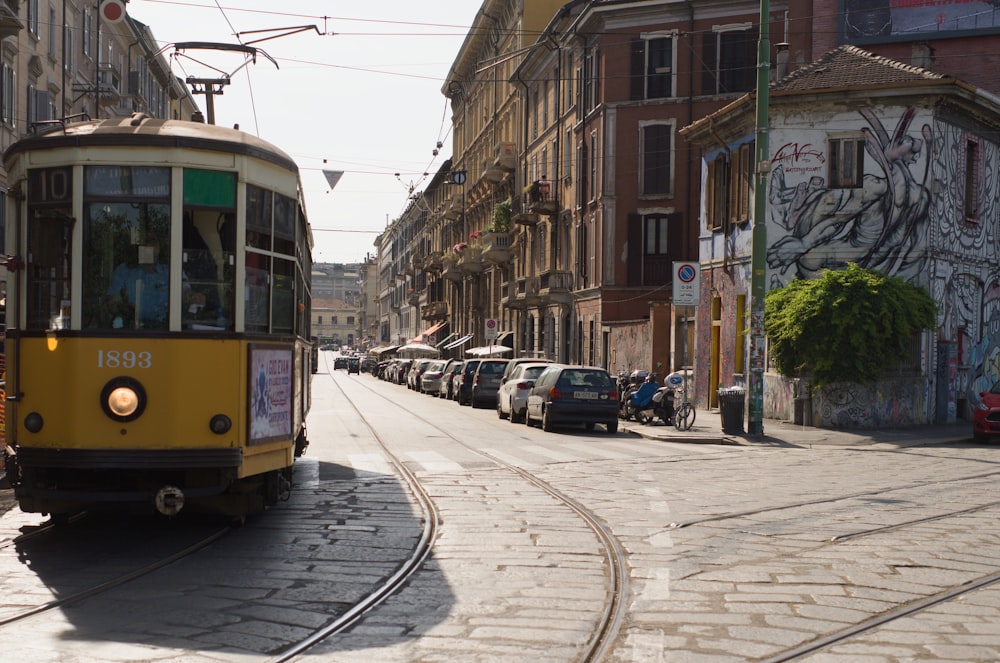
[100,377,147,423]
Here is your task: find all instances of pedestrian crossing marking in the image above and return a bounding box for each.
[405,450,464,474]
[347,453,393,476]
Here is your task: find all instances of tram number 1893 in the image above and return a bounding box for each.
[97,350,152,369]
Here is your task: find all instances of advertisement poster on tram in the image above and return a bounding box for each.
[249,346,293,443]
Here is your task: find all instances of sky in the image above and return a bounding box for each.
[128,0,483,265]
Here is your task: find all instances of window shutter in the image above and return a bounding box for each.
[630,38,645,101]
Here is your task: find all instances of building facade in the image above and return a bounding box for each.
[683,45,1000,427]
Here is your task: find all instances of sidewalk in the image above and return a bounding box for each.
[620,407,975,449]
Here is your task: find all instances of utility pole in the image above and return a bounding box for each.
[748,0,771,436]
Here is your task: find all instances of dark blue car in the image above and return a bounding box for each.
[525,365,619,433]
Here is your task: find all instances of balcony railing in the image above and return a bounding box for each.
[482,232,512,264]
[423,250,443,273]
[539,270,573,304]
[510,194,539,225]
[525,180,558,215]
[458,246,483,274]
[442,257,462,282]
[422,300,449,320]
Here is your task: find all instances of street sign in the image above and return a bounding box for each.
[485,318,498,340]
[673,262,700,306]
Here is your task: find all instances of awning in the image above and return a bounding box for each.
[494,331,514,347]
[369,345,399,356]
[444,333,473,350]
[466,345,514,357]
[415,321,447,342]
[435,332,458,349]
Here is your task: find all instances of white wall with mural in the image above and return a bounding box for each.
[758,100,1000,423]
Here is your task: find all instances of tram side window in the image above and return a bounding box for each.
[81,166,171,330]
[273,194,295,256]
[272,257,294,334]
[246,184,272,251]
[182,169,237,331]
[245,251,270,333]
[25,167,74,330]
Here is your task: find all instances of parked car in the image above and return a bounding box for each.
[420,360,448,394]
[334,356,349,370]
[470,359,510,408]
[439,360,464,399]
[454,359,482,405]
[525,365,619,434]
[497,362,554,423]
[407,359,433,390]
[347,357,360,374]
[393,359,413,385]
[974,380,1000,441]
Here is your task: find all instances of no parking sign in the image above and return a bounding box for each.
[673,262,700,306]
[485,318,498,340]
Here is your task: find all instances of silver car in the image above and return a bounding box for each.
[419,360,448,394]
[496,362,554,423]
[470,359,510,408]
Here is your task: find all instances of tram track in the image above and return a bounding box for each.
[272,364,628,662]
[668,467,1000,532]
[0,519,231,628]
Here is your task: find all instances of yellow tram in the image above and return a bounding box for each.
[2,113,313,519]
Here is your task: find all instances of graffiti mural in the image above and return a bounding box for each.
[761,103,1000,421]
[766,106,932,285]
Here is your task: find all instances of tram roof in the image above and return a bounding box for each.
[3,113,299,174]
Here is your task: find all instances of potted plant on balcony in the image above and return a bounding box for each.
[441,249,462,281]
[490,199,512,233]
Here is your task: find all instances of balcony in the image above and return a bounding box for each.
[524,275,541,306]
[407,290,421,307]
[513,276,540,307]
[482,232,513,264]
[510,195,539,226]
[500,279,520,309]
[422,300,449,320]
[98,64,122,107]
[0,2,24,39]
[443,199,462,221]
[495,142,516,170]
[442,257,462,282]
[525,180,558,216]
[423,250,443,273]
[539,270,573,304]
[458,246,483,274]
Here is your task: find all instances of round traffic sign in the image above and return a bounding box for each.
[678,264,697,283]
[101,0,126,22]
[486,318,497,329]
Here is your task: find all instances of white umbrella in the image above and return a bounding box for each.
[397,342,441,357]
[466,345,514,357]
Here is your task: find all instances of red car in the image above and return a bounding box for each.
[973,381,1000,442]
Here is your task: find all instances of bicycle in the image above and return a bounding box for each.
[665,370,696,431]
[674,397,696,431]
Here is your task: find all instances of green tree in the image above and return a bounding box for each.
[764,263,937,388]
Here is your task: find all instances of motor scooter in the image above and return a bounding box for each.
[625,374,673,424]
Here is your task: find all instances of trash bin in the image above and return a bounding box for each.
[718,387,746,434]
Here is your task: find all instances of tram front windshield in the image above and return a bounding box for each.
[24,165,237,332]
